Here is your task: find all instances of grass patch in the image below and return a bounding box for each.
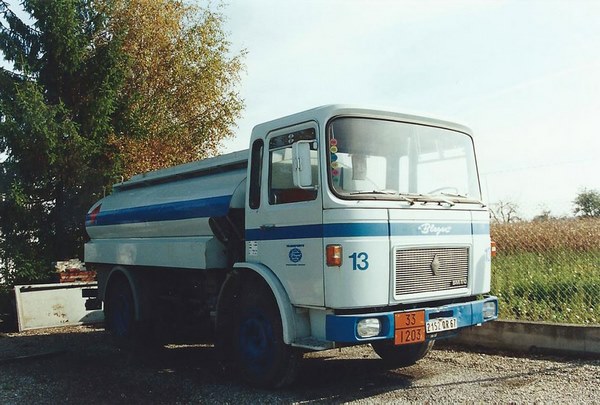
[491,250,600,324]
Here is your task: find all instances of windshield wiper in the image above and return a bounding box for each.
[440,193,486,207]
[347,190,484,207]
[350,190,415,204]
[440,192,467,198]
[413,194,455,207]
[350,190,395,195]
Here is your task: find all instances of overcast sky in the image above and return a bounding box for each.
[221,0,600,218]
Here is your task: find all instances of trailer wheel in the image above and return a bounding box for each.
[234,285,300,388]
[105,276,135,347]
[371,340,434,367]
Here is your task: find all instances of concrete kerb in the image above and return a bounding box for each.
[439,320,600,357]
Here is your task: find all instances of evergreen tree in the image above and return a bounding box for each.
[0,0,125,284]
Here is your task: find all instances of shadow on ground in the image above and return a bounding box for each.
[0,327,426,404]
[2,326,594,404]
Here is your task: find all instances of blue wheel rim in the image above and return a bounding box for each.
[238,311,275,375]
[112,288,132,337]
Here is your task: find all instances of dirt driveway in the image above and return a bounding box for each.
[1,325,599,404]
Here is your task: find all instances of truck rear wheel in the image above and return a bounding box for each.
[105,276,135,347]
[371,340,434,367]
[234,284,300,388]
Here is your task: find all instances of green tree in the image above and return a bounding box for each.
[1,0,244,290]
[0,0,125,285]
[573,188,600,218]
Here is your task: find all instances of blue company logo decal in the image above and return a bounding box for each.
[287,244,305,266]
[289,248,302,263]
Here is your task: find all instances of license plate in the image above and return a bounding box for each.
[394,310,425,345]
[426,317,457,333]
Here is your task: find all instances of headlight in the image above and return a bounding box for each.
[483,301,497,319]
[357,318,381,338]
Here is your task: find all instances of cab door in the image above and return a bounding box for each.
[245,122,324,306]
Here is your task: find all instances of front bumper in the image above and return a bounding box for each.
[325,296,498,343]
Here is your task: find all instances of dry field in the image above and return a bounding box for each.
[492,218,600,253]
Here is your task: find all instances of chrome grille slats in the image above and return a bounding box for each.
[394,247,469,296]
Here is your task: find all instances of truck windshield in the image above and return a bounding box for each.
[327,117,481,201]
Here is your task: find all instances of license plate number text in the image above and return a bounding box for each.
[426,317,458,333]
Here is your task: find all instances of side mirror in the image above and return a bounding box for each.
[292,141,314,189]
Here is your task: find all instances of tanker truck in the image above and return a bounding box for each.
[84,105,498,388]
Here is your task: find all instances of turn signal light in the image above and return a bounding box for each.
[326,244,343,267]
[490,241,497,257]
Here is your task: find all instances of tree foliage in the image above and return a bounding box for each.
[573,188,600,218]
[0,0,244,288]
[106,0,245,178]
[1,0,124,285]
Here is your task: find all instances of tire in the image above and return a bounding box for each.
[371,340,434,367]
[105,276,136,347]
[234,284,300,388]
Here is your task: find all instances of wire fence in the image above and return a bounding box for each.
[490,218,600,325]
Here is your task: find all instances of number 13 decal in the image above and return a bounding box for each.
[349,252,369,271]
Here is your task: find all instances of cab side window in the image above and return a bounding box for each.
[269,128,318,205]
[249,139,264,209]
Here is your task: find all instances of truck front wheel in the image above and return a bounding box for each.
[371,340,434,367]
[234,284,300,388]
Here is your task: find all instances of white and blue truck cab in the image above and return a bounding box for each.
[84,105,498,388]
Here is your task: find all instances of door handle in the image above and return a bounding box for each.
[260,224,276,230]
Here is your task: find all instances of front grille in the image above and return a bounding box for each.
[394,247,469,297]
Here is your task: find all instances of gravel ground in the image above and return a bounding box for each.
[1,325,599,404]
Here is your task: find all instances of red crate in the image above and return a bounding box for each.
[58,269,96,283]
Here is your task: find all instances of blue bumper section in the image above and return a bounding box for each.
[325,296,498,343]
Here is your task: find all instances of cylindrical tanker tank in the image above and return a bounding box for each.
[84,150,248,270]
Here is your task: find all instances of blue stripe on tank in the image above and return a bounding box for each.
[87,195,232,226]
